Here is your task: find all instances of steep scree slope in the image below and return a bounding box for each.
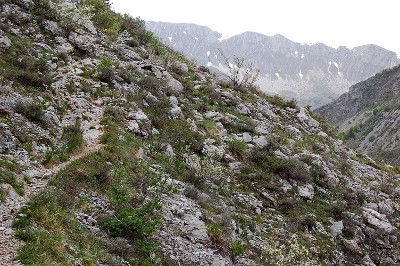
[0,1,400,265]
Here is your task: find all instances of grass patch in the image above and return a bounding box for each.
[43,119,84,166]
[17,117,164,264]
[13,189,110,265]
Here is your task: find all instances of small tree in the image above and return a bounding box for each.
[219,49,260,91]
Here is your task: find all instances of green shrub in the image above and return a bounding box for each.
[14,101,46,126]
[62,118,84,154]
[221,117,256,134]
[137,76,162,91]
[278,198,300,214]
[99,203,161,255]
[325,203,345,220]
[43,119,83,166]
[199,66,210,73]
[266,95,299,109]
[231,240,246,256]
[183,185,199,199]
[206,222,229,250]
[250,153,310,182]
[97,67,115,84]
[227,139,248,160]
[121,15,148,45]
[1,52,51,88]
[0,169,24,196]
[83,0,122,39]
[145,31,167,56]
[30,0,57,21]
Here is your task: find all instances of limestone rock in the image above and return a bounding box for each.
[42,20,62,35]
[69,31,95,53]
[162,71,183,92]
[331,220,344,236]
[172,61,188,73]
[298,184,314,200]
[362,207,395,234]
[0,34,11,52]
[252,135,268,148]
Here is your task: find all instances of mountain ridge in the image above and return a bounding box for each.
[147,21,400,107]
[315,65,400,166]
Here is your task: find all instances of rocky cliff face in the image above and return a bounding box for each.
[315,65,400,167]
[147,21,400,107]
[1,1,400,265]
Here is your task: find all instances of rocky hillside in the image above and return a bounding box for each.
[1,1,400,265]
[147,21,400,108]
[315,65,400,167]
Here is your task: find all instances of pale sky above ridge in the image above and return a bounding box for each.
[111,0,400,57]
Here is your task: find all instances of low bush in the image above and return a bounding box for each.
[99,202,161,255]
[14,101,46,126]
[325,202,345,220]
[97,67,115,84]
[227,139,248,160]
[96,57,115,84]
[43,119,83,166]
[206,222,230,255]
[83,0,122,39]
[250,153,311,182]
[121,15,148,45]
[137,76,162,91]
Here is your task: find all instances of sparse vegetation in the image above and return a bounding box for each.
[219,49,260,91]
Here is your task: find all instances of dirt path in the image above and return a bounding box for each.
[0,104,104,266]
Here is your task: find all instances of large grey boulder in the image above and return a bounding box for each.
[298,184,314,200]
[252,135,268,148]
[331,220,344,236]
[55,37,74,54]
[43,20,62,35]
[162,71,183,92]
[172,61,188,73]
[69,32,95,53]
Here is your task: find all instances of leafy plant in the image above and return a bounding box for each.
[99,203,161,255]
[83,0,122,39]
[231,240,247,256]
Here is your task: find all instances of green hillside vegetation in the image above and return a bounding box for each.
[0,0,399,265]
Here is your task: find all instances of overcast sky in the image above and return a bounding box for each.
[111,0,399,56]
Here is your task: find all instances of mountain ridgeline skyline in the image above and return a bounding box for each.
[147,21,400,108]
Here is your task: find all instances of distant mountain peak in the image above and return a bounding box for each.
[147,21,399,108]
